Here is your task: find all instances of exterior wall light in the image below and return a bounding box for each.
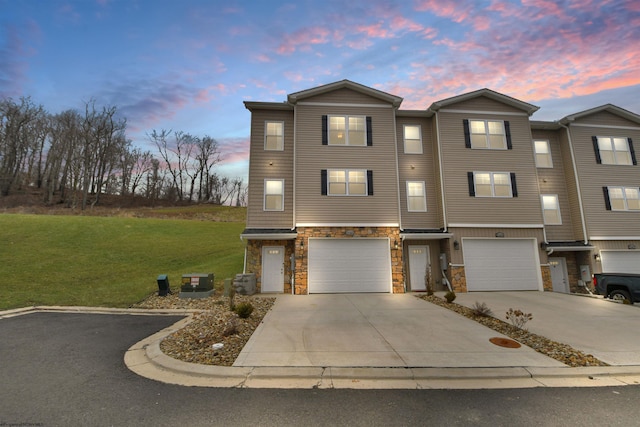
[594,253,601,262]
[453,240,460,250]
[495,232,505,238]
[394,240,399,250]
[629,244,637,250]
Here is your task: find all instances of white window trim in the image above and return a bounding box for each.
[534,139,553,168]
[263,179,284,211]
[406,181,427,212]
[541,194,562,225]
[328,115,367,146]
[327,169,368,196]
[474,171,513,198]
[608,186,640,211]
[264,121,284,151]
[469,119,507,150]
[597,136,632,165]
[403,124,423,154]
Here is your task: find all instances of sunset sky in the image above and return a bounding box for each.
[2,0,639,179]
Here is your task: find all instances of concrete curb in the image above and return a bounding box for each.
[0,305,200,319]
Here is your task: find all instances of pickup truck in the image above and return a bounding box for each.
[593,273,640,303]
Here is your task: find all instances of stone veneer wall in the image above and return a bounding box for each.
[294,227,403,295]
[541,265,552,291]
[449,266,468,292]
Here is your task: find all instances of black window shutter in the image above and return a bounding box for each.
[629,138,637,165]
[504,121,512,149]
[463,119,471,148]
[321,169,327,195]
[467,172,475,196]
[366,116,373,146]
[321,115,328,145]
[592,136,602,164]
[367,170,373,195]
[510,173,518,197]
[603,187,611,210]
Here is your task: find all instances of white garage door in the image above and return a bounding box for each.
[601,251,640,274]
[308,238,392,293]
[463,239,541,291]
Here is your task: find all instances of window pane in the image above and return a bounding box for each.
[471,134,487,148]
[265,122,283,150]
[542,195,558,210]
[615,151,632,165]
[544,209,560,224]
[348,170,366,194]
[405,139,422,154]
[265,195,282,210]
[609,187,625,210]
[613,138,629,151]
[598,137,613,151]
[265,135,281,150]
[329,182,346,194]
[470,121,485,134]
[493,173,510,185]
[600,151,615,164]
[494,184,511,197]
[476,184,492,197]
[487,121,504,135]
[265,180,283,194]
[348,117,366,146]
[608,187,623,199]
[493,173,511,197]
[407,182,423,196]
[625,188,640,210]
[404,125,420,140]
[329,117,346,145]
[489,134,505,149]
[475,173,491,185]
[536,153,552,167]
[534,140,550,154]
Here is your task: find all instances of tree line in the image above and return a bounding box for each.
[0,96,246,209]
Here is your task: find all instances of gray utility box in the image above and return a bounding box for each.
[179,273,214,299]
[233,273,256,295]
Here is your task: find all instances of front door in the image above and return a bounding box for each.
[408,245,430,291]
[549,257,569,293]
[262,246,284,293]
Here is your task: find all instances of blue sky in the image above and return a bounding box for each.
[2,0,640,180]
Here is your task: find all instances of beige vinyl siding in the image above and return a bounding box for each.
[568,120,640,237]
[532,129,576,241]
[246,109,295,229]
[443,97,525,113]
[396,116,440,229]
[431,116,445,226]
[575,111,637,127]
[557,128,586,240]
[438,110,543,225]
[299,87,389,105]
[295,103,399,224]
[448,227,546,265]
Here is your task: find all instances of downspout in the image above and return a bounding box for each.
[559,123,589,245]
[435,110,453,292]
[435,111,448,232]
[393,108,402,231]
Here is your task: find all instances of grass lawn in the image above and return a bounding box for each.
[0,212,246,310]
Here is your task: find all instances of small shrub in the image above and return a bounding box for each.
[234,302,254,319]
[623,299,632,305]
[471,301,493,317]
[444,290,456,303]
[505,308,533,330]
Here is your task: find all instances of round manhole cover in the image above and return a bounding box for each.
[489,337,521,348]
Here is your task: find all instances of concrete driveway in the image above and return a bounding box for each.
[234,294,564,368]
[454,292,640,366]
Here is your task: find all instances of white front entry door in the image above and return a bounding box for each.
[262,246,284,292]
[408,245,430,291]
[549,257,569,293]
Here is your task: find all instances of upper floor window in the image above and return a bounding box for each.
[403,125,422,154]
[265,121,284,151]
[322,115,372,146]
[464,119,511,150]
[534,139,553,168]
[321,169,373,196]
[264,179,284,211]
[541,194,562,224]
[468,171,517,198]
[406,181,427,211]
[604,186,640,211]
[593,136,636,165]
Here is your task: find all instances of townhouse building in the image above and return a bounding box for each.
[241,80,640,295]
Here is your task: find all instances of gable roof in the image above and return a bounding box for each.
[428,88,540,116]
[287,79,403,107]
[558,104,640,125]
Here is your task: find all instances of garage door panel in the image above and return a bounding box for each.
[601,251,640,274]
[463,239,541,291]
[308,239,392,293]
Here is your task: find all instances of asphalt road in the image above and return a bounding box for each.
[1,312,639,426]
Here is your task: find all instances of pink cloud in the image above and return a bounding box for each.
[219,137,250,165]
[276,26,331,55]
